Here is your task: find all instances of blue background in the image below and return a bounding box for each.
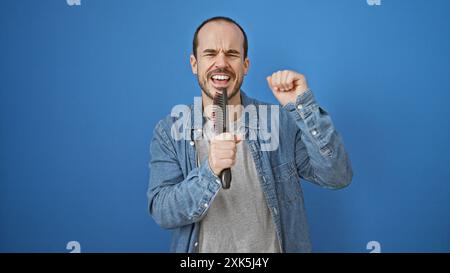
[1,0,449,252]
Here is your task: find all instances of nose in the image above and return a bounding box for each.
[214,52,228,68]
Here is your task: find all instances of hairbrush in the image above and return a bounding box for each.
[212,88,232,189]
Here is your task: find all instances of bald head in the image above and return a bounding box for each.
[192,16,248,59]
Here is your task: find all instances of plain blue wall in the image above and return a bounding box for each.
[0,0,449,252]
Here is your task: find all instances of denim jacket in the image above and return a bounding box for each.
[147,89,353,252]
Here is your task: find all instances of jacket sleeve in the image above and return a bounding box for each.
[147,121,222,229]
[284,89,353,189]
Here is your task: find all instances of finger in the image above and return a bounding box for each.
[218,159,235,168]
[267,76,278,92]
[272,71,281,91]
[214,132,234,141]
[285,72,295,91]
[215,149,235,159]
[281,70,291,90]
[212,138,236,147]
[213,158,233,169]
[211,140,235,149]
[216,143,236,152]
[277,71,284,88]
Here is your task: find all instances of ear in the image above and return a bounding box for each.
[190,54,198,74]
[243,57,250,75]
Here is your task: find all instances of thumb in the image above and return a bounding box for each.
[234,134,243,143]
[266,76,273,88]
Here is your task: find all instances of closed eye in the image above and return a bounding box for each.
[202,49,241,58]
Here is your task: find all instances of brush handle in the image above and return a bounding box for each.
[220,168,232,189]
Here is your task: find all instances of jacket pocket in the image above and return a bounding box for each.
[271,161,301,206]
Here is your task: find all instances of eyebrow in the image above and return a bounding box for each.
[202,49,241,55]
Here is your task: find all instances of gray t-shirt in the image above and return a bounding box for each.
[196,120,280,253]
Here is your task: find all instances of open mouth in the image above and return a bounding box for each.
[210,74,231,89]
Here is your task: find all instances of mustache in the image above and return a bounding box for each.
[207,68,235,79]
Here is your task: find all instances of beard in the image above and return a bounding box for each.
[196,69,243,101]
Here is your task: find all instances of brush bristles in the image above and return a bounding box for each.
[212,89,227,135]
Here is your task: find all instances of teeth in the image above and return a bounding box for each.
[212,75,230,80]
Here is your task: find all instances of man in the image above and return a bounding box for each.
[147,16,353,253]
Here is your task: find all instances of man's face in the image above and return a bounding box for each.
[190,21,250,100]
